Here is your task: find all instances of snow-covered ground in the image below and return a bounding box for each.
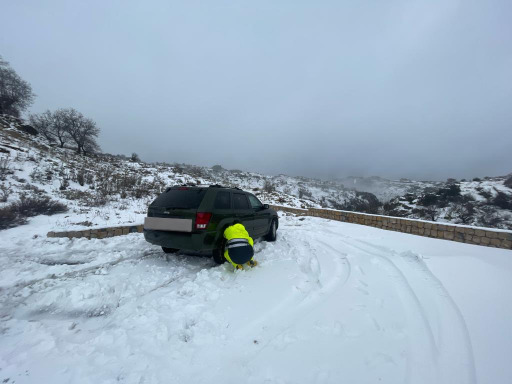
[1,212,510,384]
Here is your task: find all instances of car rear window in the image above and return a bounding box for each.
[151,188,206,209]
[233,193,250,210]
[214,191,231,209]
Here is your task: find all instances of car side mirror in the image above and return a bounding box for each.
[263,204,269,209]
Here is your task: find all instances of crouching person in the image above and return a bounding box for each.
[223,222,258,270]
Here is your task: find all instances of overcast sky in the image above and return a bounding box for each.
[1,0,511,181]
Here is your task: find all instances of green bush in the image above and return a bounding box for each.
[418,193,438,206]
[493,192,512,210]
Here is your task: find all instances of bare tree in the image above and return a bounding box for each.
[82,135,101,155]
[30,108,100,153]
[29,109,70,148]
[51,109,73,148]
[29,110,57,144]
[74,118,99,155]
[0,56,35,117]
[53,108,100,154]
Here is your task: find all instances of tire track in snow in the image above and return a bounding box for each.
[1,249,158,294]
[337,235,476,384]
[202,225,354,379]
[351,239,476,384]
[2,253,213,322]
[0,249,182,319]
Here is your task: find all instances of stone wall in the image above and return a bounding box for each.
[271,205,512,250]
[47,224,143,239]
[46,207,512,250]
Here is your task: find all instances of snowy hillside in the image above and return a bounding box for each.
[337,175,512,230]
[0,115,381,232]
[336,175,444,202]
[383,178,512,230]
[1,212,511,383]
[1,115,511,232]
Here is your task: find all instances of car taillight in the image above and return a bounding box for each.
[195,212,212,229]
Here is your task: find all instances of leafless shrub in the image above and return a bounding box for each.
[61,189,108,207]
[132,183,152,199]
[21,183,45,194]
[298,187,312,199]
[187,166,206,178]
[479,208,503,228]
[59,178,70,191]
[450,200,476,224]
[0,205,26,229]
[72,220,93,227]
[77,170,85,186]
[84,172,94,185]
[263,180,275,193]
[173,165,184,174]
[0,184,10,202]
[13,175,26,183]
[17,194,67,216]
[0,157,12,181]
[86,192,109,207]
[0,195,68,230]
[424,205,440,221]
[61,189,90,201]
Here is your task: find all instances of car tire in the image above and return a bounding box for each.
[212,248,226,264]
[162,247,179,254]
[265,219,277,242]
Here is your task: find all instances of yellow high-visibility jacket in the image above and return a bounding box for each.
[223,223,254,261]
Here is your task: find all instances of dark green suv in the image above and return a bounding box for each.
[143,185,278,263]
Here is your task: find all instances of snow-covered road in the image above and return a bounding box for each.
[1,214,511,384]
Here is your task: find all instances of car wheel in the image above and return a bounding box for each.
[162,247,179,254]
[265,219,277,242]
[212,248,226,264]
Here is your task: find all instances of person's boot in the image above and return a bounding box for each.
[235,264,243,270]
[247,259,258,267]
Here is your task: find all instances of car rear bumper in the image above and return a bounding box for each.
[143,229,218,251]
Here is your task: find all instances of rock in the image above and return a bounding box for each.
[18,124,38,136]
